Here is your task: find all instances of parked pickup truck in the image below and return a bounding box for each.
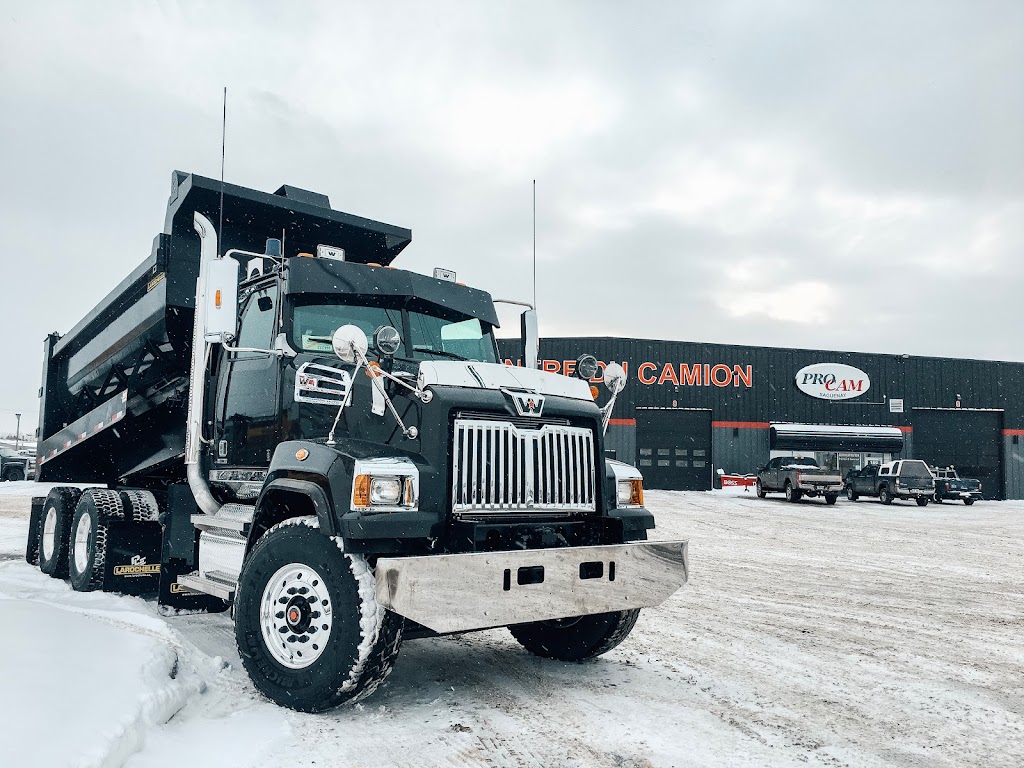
[756,457,842,504]
[844,459,935,506]
[931,467,982,505]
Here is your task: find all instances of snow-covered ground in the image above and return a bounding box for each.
[1,486,1022,768]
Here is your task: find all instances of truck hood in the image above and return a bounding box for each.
[417,361,593,401]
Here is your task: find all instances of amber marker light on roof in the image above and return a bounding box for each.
[295,449,309,461]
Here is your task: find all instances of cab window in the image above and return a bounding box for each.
[235,291,276,357]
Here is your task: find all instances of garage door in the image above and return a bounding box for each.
[911,409,1004,500]
[635,409,713,491]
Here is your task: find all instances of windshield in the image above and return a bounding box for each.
[291,301,498,363]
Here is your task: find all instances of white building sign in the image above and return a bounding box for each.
[889,398,904,413]
[795,363,871,401]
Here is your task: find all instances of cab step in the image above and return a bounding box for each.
[176,570,236,601]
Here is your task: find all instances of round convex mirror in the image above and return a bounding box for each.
[332,325,369,364]
[603,362,627,394]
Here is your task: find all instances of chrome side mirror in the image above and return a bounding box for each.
[332,325,369,364]
[521,309,539,370]
[603,362,627,394]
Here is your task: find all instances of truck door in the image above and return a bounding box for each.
[214,287,281,468]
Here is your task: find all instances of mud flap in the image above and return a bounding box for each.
[104,522,163,597]
[26,497,44,565]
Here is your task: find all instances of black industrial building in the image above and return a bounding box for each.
[499,338,1024,500]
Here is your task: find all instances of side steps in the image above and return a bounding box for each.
[178,504,254,600]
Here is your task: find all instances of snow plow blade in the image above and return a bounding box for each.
[375,540,688,634]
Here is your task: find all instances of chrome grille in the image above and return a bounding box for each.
[452,418,596,515]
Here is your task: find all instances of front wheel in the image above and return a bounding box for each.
[234,519,403,713]
[825,493,838,505]
[846,485,858,502]
[916,496,929,507]
[755,479,767,498]
[510,609,640,662]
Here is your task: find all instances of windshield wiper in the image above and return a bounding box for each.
[412,346,468,361]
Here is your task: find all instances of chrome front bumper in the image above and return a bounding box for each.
[375,540,688,634]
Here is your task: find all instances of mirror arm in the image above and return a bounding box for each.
[352,347,419,439]
[600,391,620,435]
[219,341,283,357]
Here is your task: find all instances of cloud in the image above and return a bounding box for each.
[1,0,1022,433]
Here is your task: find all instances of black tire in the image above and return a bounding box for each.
[784,482,802,503]
[38,487,83,578]
[4,465,24,482]
[879,486,893,505]
[755,479,767,498]
[964,497,976,506]
[825,493,838,505]
[234,519,404,713]
[846,485,858,502]
[916,496,929,507]
[509,609,641,662]
[68,490,122,592]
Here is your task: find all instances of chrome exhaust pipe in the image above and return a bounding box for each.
[185,212,222,516]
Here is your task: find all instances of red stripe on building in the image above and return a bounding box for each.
[712,421,770,429]
[1003,429,1024,436]
[607,418,636,426]
[896,425,913,433]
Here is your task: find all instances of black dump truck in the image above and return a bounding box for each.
[25,171,688,712]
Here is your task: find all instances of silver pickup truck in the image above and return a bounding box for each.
[756,456,843,504]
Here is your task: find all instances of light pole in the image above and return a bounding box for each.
[14,413,20,452]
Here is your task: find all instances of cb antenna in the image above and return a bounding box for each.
[532,179,537,308]
[218,87,227,251]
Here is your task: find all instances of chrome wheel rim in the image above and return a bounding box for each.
[260,563,333,669]
[73,514,92,574]
[42,506,57,561]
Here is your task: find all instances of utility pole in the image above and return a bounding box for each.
[14,413,21,452]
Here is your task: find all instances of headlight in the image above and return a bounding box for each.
[353,474,416,510]
[370,477,403,505]
[617,479,643,507]
[351,457,419,512]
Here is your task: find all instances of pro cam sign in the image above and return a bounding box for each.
[795,363,870,401]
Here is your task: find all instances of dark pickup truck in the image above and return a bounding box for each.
[844,459,935,506]
[931,467,982,505]
[0,446,30,481]
[756,456,843,504]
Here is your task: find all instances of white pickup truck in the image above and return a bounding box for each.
[756,456,843,504]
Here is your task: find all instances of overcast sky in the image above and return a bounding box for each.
[1,1,1022,435]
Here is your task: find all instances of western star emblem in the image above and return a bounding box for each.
[504,389,545,417]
